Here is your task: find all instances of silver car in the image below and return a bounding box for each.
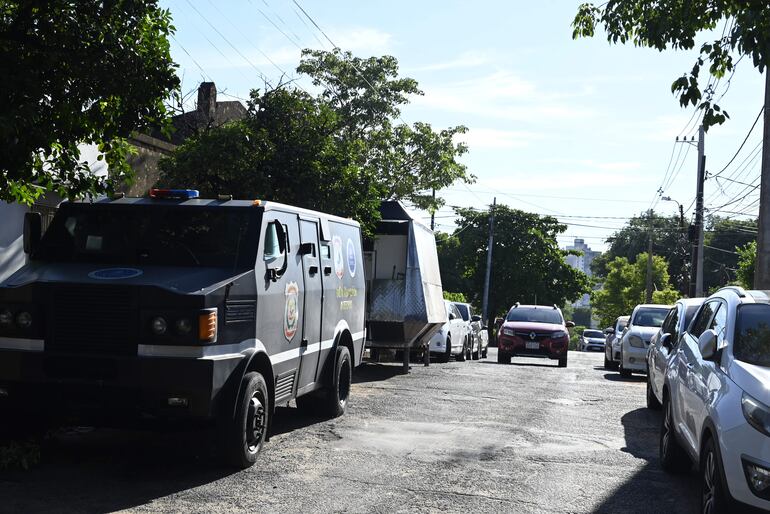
[619,304,671,377]
[646,297,704,409]
[604,315,629,370]
[580,329,606,352]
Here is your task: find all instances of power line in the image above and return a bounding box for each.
[710,106,764,179]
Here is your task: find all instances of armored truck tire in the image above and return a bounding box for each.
[323,346,352,418]
[224,371,269,469]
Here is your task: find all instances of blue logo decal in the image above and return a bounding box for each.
[346,239,357,278]
[88,268,143,280]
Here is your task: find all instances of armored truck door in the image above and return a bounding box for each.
[296,218,323,393]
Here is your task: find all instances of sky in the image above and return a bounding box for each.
[161,0,766,252]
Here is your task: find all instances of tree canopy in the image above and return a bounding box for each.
[158,49,472,232]
[591,253,679,328]
[437,204,591,319]
[573,1,770,130]
[0,1,179,204]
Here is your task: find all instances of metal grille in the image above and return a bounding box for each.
[513,331,552,342]
[49,285,138,356]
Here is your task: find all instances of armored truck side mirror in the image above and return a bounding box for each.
[23,212,42,255]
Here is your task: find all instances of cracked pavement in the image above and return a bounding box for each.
[0,349,700,513]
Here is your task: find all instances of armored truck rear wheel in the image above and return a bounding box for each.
[224,371,269,469]
[322,346,352,418]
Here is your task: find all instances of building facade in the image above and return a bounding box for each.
[565,238,602,308]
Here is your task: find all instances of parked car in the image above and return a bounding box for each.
[604,315,629,370]
[478,326,489,358]
[618,304,671,377]
[496,304,574,367]
[452,301,483,360]
[646,298,704,409]
[660,287,770,513]
[429,300,469,362]
[580,329,606,352]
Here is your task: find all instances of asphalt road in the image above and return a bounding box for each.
[0,349,700,513]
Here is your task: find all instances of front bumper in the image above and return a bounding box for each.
[583,343,605,352]
[720,418,770,511]
[0,348,243,422]
[497,335,567,359]
[621,342,648,372]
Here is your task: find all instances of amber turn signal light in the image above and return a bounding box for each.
[198,309,217,343]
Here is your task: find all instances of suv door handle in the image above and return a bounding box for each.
[301,338,308,348]
[309,265,319,275]
[323,266,332,275]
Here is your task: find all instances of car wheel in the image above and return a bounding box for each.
[438,337,451,363]
[224,371,269,469]
[481,347,487,359]
[659,396,691,473]
[321,346,352,418]
[558,356,567,368]
[701,436,729,514]
[457,340,466,362]
[497,350,511,364]
[646,373,661,410]
[604,355,612,370]
[619,351,632,377]
[472,342,479,360]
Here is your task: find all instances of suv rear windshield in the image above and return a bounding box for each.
[632,307,668,327]
[35,203,260,270]
[506,308,563,325]
[734,304,770,367]
[583,330,603,338]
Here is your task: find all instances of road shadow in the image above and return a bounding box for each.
[592,408,698,513]
[480,360,558,368]
[0,427,238,513]
[270,405,330,437]
[352,362,407,384]
[602,372,647,383]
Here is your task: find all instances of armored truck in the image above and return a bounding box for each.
[0,190,366,468]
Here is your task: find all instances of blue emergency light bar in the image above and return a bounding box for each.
[149,188,200,199]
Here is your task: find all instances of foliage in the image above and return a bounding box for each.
[592,253,679,327]
[159,49,471,233]
[569,325,587,351]
[737,240,757,288]
[0,1,179,204]
[158,88,382,234]
[572,307,593,327]
[440,204,591,321]
[703,216,757,289]
[573,1,770,131]
[442,291,467,303]
[297,49,473,212]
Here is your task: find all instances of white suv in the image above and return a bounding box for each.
[429,300,469,362]
[660,287,770,513]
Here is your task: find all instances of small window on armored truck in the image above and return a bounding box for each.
[264,221,286,261]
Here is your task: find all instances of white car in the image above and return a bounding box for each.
[429,300,469,362]
[619,304,671,377]
[580,329,606,352]
[660,287,770,513]
[646,298,704,409]
[604,315,629,370]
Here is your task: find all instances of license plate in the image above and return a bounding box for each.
[525,341,539,349]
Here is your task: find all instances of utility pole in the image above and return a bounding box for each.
[430,188,435,231]
[645,209,654,303]
[755,70,770,289]
[690,125,706,297]
[481,197,496,324]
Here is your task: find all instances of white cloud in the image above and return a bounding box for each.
[413,70,595,123]
[455,128,543,149]
[328,27,394,55]
[409,51,494,72]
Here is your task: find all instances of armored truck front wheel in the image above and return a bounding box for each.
[224,371,269,469]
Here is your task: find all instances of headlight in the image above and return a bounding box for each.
[628,335,644,348]
[552,330,568,339]
[15,311,32,329]
[151,316,168,335]
[0,309,13,326]
[742,392,770,437]
[175,318,192,335]
[502,327,515,336]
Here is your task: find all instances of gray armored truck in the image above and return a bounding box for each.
[0,190,366,468]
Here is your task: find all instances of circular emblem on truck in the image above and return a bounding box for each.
[284,281,299,341]
[332,236,344,279]
[346,238,357,278]
[88,268,143,280]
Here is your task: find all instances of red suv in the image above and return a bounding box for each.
[497,304,574,367]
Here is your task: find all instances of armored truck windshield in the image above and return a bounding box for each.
[34,202,260,270]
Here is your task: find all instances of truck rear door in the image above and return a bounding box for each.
[296,218,323,393]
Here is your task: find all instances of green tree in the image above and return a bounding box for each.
[157,88,382,234]
[1,1,179,204]
[297,49,472,211]
[737,241,757,288]
[443,291,467,303]
[446,204,591,320]
[703,216,757,289]
[573,1,770,131]
[435,232,472,298]
[592,252,679,327]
